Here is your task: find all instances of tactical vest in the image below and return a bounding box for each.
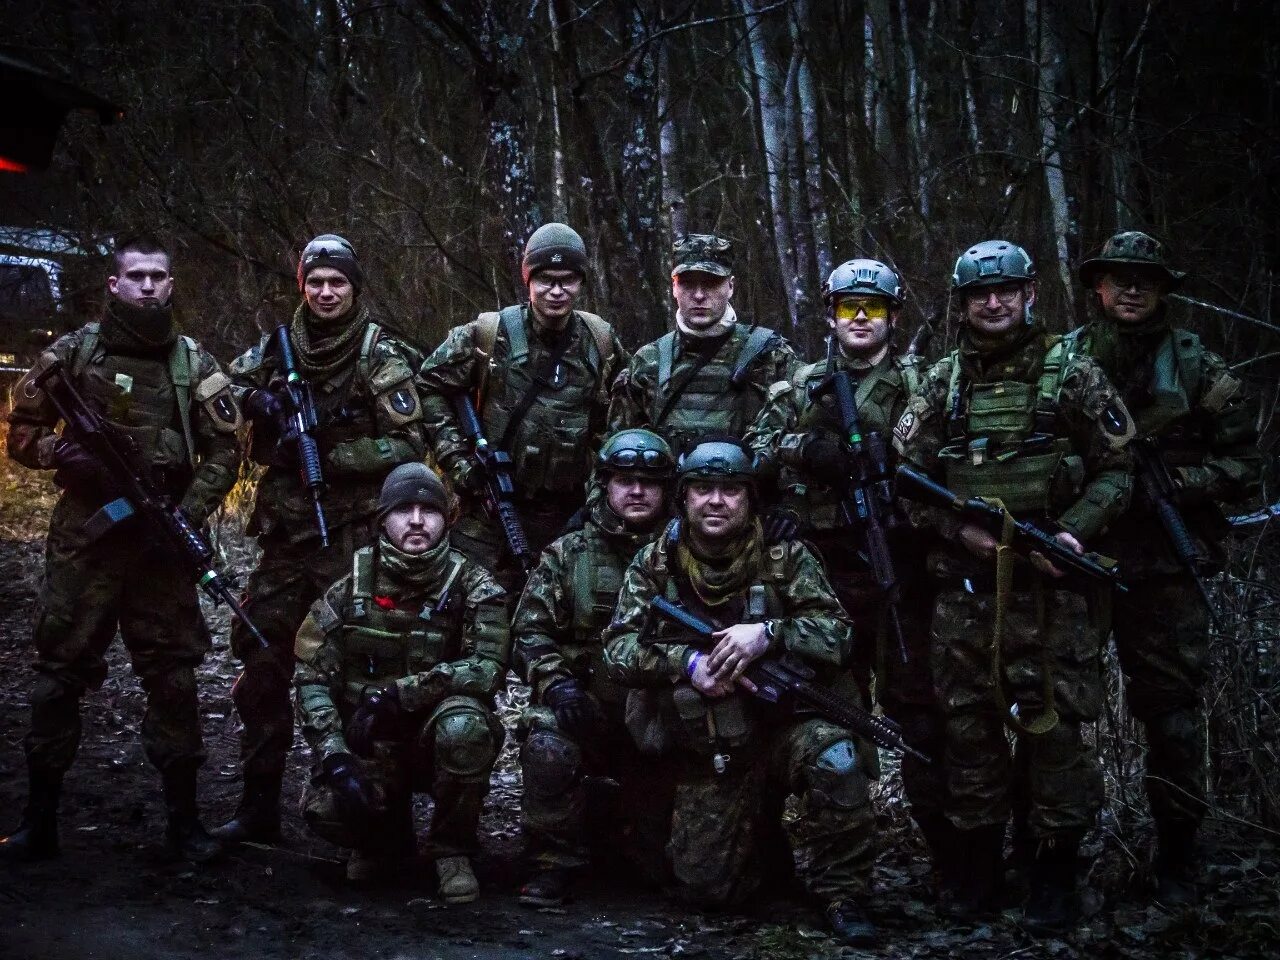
[475,306,612,496]
[939,337,1082,516]
[566,526,646,705]
[337,546,467,706]
[650,324,781,453]
[71,322,199,479]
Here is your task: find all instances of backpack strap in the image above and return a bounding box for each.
[895,351,922,397]
[730,326,779,387]
[350,547,375,622]
[945,351,966,440]
[500,305,528,365]
[1172,330,1203,404]
[1033,334,1067,435]
[169,335,198,469]
[655,331,677,392]
[70,322,102,379]
[575,310,615,378]
[355,321,383,392]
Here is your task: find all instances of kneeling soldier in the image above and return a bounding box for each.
[603,440,879,946]
[294,463,509,899]
[514,429,677,906]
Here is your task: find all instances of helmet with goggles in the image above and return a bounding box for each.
[596,429,676,478]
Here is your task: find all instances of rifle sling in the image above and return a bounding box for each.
[495,329,574,457]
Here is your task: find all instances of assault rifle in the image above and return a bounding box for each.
[1132,437,1219,628]
[895,464,1127,591]
[450,392,535,572]
[32,360,268,648]
[810,349,907,663]
[648,596,931,763]
[273,323,329,547]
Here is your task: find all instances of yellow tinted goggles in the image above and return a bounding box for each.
[833,298,891,322]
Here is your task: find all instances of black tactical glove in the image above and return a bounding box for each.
[321,752,382,826]
[801,435,851,485]
[51,437,106,491]
[763,506,802,543]
[543,678,603,742]
[243,386,286,425]
[346,685,405,757]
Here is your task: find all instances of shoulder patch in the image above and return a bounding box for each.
[893,399,925,444]
[1099,399,1136,448]
[195,370,243,433]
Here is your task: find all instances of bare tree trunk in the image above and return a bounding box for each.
[546,0,568,223]
[657,29,686,244]
[896,0,930,224]
[792,0,831,286]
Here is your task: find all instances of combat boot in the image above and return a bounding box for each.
[825,898,879,946]
[520,868,573,907]
[912,812,952,888]
[436,855,479,903]
[0,766,62,862]
[345,847,383,885]
[1022,834,1082,935]
[211,771,283,844]
[1154,821,1199,907]
[162,761,222,863]
[937,823,1004,921]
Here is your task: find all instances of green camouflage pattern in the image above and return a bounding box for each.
[1078,230,1186,287]
[671,234,734,277]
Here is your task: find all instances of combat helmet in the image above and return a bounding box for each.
[596,429,677,479]
[951,239,1036,292]
[676,439,758,500]
[1077,231,1185,290]
[823,259,904,307]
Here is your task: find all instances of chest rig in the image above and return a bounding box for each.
[939,336,1079,516]
[476,306,610,495]
[338,546,467,706]
[651,325,779,454]
[71,322,198,479]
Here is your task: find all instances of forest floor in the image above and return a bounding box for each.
[0,449,1276,959]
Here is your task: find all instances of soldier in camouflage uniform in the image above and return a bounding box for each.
[745,259,948,872]
[603,440,880,947]
[513,428,676,906]
[607,234,797,455]
[215,235,427,844]
[2,236,241,863]
[1071,232,1261,904]
[893,240,1136,931]
[294,463,508,898]
[416,223,627,604]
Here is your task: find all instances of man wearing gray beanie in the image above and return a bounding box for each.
[416,223,628,605]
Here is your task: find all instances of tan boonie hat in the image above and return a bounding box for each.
[672,234,734,278]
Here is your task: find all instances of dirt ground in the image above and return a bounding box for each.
[0,462,1277,959]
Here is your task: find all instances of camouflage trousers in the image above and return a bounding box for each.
[667,716,877,909]
[1113,571,1210,827]
[451,498,579,613]
[815,533,945,823]
[25,493,210,777]
[931,583,1105,839]
[230,516,376,781]
[303,695,503,857]
[517,704,674,882]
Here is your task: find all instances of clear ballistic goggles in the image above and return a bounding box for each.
[962,281,1025,308]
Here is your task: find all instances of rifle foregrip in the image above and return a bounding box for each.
[1156,499,1201,563]
[296,432,326,491]
[496,500,533,568]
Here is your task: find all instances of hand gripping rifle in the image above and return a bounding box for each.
[449,392,536,572]
[274,323,329,547]
[648,596,931,763]
[810,345,908,663]
[1132,437,1219,628]
[895,464,1127,592]
[33,359,268,647]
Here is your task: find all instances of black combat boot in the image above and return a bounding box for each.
[1154,821,1200,907]
[1022,834,1082,935]
[210,771,283,844]
[825,898,879,946]
[0,766,62,862]
[162,761,222,863]
[937,824,1005,921]
[913,812,952,883]
[520,868,574,907]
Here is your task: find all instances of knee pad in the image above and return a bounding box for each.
[806,738,868,810]
[433,710,500,781]
[520,729,581,800]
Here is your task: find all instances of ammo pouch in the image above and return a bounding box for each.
[508,418,587,496]
[670,685,755,756]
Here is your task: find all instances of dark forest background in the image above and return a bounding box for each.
[1,0,1278,370]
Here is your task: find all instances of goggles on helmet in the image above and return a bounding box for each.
[833,297,892,322]
[602,447,675,473]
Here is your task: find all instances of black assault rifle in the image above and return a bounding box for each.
[648,596,931,763]
[450,392,535,572]
[894,464,1127,591]
[1132,437,1219,628]
[274,324,329,547]
[810,350,907,663]
[33,360,268,647]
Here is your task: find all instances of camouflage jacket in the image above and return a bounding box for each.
[416,305,627,500]
[513,493,660,706]
[746,349,920,529]
[230,315,426,540]
[7,319,241,526]
[608,319,798,454]
[893,326,1135,551]
[294,541,509,762]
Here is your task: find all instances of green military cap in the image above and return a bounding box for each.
[672,234,734,278]
[1077,231,1186,289]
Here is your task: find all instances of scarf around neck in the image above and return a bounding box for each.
[289,301,369,379]
[100,297,177,355]
[676,303,737,340]
[376,534,454,598]
[676,517,763,609]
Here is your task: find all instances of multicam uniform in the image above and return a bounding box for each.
[294,538,509,858]
[416,306,626,597]
[602,524,875,909]
[227,306,426,809]
[894,324,1135,846]
[7,309,241,780]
